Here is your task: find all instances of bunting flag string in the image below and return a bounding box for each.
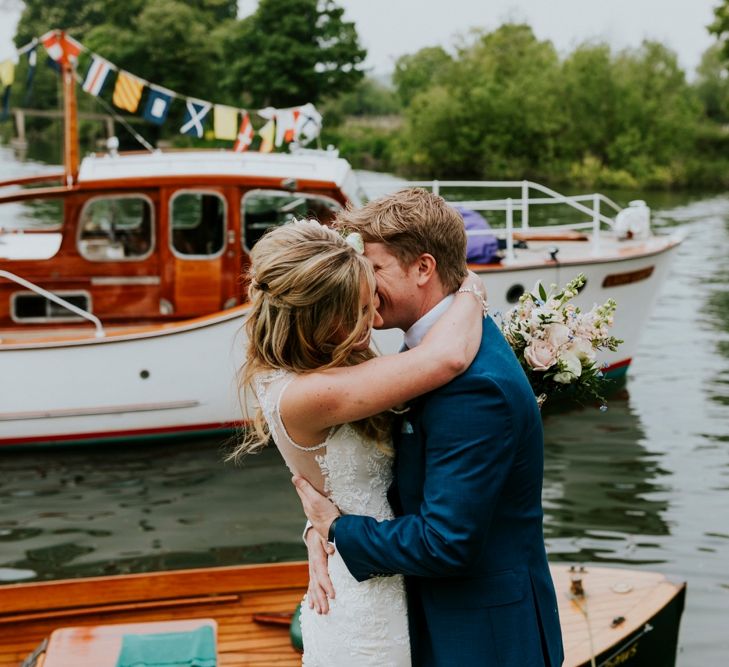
[9,29,323,152]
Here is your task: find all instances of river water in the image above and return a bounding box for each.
[0,151,728,664]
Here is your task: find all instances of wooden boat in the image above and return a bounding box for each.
[0,51,682,447]
[0,561,685,667]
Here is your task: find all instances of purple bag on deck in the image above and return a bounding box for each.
[455,206,500,264]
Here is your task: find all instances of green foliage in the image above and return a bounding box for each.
[385,25,709,188]
[218,0,366,107]
[393,47,453,106]
[321,77,399,124]
[695,43,729,123]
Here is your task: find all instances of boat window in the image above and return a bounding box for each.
[0,197,63,231]
[12,291,91,323]
[78,196,154,261]
[242,189,341,249]
[171,191,226,257]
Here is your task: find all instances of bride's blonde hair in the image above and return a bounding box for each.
[229,220,391,460]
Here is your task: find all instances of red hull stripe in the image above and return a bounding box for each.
[0,421,245,446]
[604,358,632,372]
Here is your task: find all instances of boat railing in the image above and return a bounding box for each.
[358,179,623,262]
[0,270,105,338]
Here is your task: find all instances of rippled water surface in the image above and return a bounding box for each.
[1,160,728,663]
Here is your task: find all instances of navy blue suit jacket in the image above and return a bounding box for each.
[335,316,564,666]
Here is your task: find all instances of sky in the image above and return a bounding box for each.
[0,0,722,79]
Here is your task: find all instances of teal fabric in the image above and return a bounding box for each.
[116,626,216,667]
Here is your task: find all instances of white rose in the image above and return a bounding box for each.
[555,351,582,383]
[567,336,596,363]
[524,340,558,371]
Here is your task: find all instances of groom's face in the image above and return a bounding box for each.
[364,242,420,331]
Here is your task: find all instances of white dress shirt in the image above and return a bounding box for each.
[403,294,455,349]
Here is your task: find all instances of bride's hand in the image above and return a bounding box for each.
[305,527,336,614]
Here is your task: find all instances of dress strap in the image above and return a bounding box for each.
[254,369,334,452]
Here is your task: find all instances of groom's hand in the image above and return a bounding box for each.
[292,476,341,540]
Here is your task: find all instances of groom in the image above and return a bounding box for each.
[294,188,564,666]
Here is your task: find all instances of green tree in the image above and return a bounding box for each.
[218,0,366,107]
[709,1,729,62]
[393,46,453,107]
[395,24,564,178]
[695,43,729,122]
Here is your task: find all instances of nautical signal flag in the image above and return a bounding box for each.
[41,30,82,66]
[0,60,14,87]
[233,114,254,152]
[180,100,211,138]
[214,105,238,141]
[295,103,322,144]
[144,86,173,125]
[258,119,275,153]
[113,71,145,113]
[82,56,111,97]
[275,108,298,147]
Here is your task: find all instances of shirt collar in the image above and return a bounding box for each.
[403,294,455,349]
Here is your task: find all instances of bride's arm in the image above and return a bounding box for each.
[282,274,485,436]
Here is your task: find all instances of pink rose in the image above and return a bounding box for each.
[524,340,558,371]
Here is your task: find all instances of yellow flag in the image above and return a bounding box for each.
[258,119,275,153]
[214,105,238,141]
[0,60,14,87]
[113,71,144,113]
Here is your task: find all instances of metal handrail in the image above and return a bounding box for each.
[0,270,105,337]
[358,178,624,258]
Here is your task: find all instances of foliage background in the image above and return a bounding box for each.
[5,0,729,189]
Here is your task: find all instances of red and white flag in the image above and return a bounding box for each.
[233,113,254,152]
[82,56,111,96]
[41,30,82,65]
[275,108,300,147]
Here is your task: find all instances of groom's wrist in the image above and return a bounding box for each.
[327,516,341,543]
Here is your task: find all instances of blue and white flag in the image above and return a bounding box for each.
[180,99,211,138]
[144,86,173,125]
[23,47,37,105]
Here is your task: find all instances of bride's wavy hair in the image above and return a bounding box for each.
[229,220,392,461]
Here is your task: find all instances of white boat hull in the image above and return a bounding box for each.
[0,235,680,446]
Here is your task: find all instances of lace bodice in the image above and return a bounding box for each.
[253,369,394,521]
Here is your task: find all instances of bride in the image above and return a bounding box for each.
[231,219,483,666]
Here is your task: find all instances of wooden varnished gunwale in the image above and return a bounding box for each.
[0,562,685,667]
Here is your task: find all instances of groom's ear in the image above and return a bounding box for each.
[414,253,437,286]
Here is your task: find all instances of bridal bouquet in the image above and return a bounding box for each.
[501,274,622,407]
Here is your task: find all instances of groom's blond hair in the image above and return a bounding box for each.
[335,188,468,292]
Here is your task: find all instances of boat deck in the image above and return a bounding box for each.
[0,562,685,667]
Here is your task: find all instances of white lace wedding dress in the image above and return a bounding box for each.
[254,369,411,666]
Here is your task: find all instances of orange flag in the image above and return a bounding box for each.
[113,71,144,113]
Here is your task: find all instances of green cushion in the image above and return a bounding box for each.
[116,625,216,667]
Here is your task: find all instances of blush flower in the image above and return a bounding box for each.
[524,340,558,371]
